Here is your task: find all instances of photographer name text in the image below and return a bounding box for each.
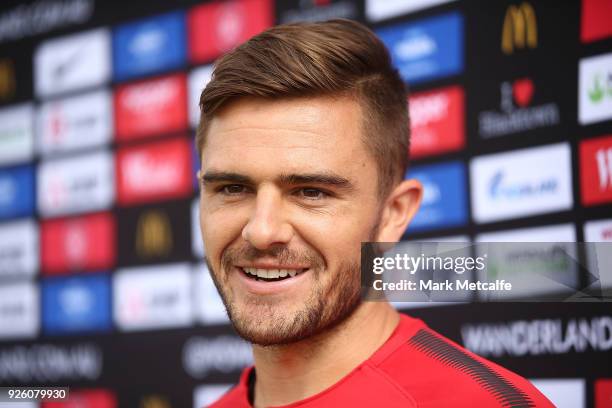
[372,279,512,292]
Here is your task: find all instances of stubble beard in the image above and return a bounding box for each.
[205,245,363,347]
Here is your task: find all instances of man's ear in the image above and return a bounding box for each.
[375,179,422,242]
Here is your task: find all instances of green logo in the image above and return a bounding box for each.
[589,73,612,103]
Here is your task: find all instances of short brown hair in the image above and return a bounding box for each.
[197,19,409,197]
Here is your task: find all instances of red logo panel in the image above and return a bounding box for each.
[41,212,116,275]
[581,0,612,43]
[42,389,117,408]
[409,85,465,159]
[117,137,193,206]
[580,135,612,206]
[595,379,612,408]
[188,0,273,63]
[115,74,187,142]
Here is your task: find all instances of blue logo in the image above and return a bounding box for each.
[377,12,464,85]
[0,165,35,220]
[405,161,468,233]
[42,274,112,334]
[489,171,558,200]
[113,11,186,81]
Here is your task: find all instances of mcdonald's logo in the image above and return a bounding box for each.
[140,395,171,408]
[0,59,16,101]
[135,210,173,258]
[501,2,537,55]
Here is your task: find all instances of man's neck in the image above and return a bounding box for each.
[251,302,400,408]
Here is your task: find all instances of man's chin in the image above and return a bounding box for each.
[227,306,315,346]
[233,326,305,347]
[227,294,363,347]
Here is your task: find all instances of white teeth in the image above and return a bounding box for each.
[244,268,258,276]
[243,267,303,279]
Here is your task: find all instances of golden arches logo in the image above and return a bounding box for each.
[0,59,15,101]
[140,395,171,408]
[501,2,537,55]
[135,210,173,257]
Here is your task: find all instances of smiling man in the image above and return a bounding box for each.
[196,19,552,408]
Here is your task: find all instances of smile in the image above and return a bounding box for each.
[240,267,307,282]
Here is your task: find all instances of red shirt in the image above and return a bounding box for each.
[209,314,553,407]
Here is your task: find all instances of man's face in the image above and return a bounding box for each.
[199,96,384,346]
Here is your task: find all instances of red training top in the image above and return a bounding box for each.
[208,314,553,407]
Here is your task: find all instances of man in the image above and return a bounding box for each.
[196,19,552,407]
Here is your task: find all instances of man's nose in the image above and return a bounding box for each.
[241,186,293,249]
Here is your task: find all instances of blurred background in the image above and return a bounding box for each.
[0,0,611,407]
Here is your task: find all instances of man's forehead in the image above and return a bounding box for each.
[211,95,358,129]
[215,95,360,122]
[205,96,360,143]
[201,95,372,170]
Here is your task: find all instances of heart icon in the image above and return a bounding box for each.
[512,78,534,107]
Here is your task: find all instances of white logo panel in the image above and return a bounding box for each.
[579,52,612,125]
[35,28,111,98]
[0,219,38,278]
[194,263,228,326]
[0,282,39,340]
[470,143,573,223]
[192,198,205,258]
[114,263,193,331]
[584,218,612,242]
[584,218,612,291]
[0,103,34,166]
[476,223,576,242]
[530,379,585,408]
[476,224,578,299]
[38,89,113,155]
[578,53,612,125]
[366,0,456,22]
[193,384,232,408]
[37,150,115,217]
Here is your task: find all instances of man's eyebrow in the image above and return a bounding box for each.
[200,170,355,191]
[278,173,355,191]
[201,171,254,185]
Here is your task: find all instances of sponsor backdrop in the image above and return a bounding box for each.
[0,0,611,407]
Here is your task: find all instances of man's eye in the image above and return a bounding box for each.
[298,188,327,200]
[221,184,247,195]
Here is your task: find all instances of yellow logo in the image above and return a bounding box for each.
[0,59,16,101]
[135,210,173,257]
[140,395,171,408]
[501,2,537,55]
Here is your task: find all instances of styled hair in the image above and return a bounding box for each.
[197,19,409,197]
